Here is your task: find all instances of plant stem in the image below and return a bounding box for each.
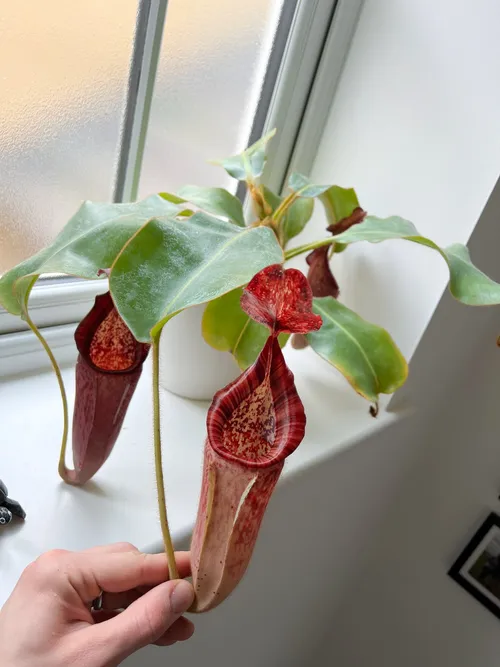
[152,332,179,580]
[273,192,297,225]
[24,313,70,482]
[249,183,272,221]
[285,237,336,260]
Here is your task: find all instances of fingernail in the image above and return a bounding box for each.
[170,580,194,614]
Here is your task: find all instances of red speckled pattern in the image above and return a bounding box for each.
[221,381,274,461]
[89,309,136,371]
[240,264,322,335]
[191,265,323,611]
[208,337,305,469]
[69,292,150,484]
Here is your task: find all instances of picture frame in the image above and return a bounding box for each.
[449,512,500,620]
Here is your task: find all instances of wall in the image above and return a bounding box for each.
[294,0,500,662]
[311,92,500,667]
[304,0,500,657]
[306,0,500,361]
[318,281,500,667]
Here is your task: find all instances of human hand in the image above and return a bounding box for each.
[0,542,195,667]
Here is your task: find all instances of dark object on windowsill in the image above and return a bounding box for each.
[0,479,26,526]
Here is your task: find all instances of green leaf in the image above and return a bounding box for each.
[176,185,245,226]
[109,212,284,342]
[0,195,180,316]
[281,198,314,244]
[263,184,314,244]
[288,173,330,198]
[319,186,360,227]
[444,244,500,306]
[332,215,500,306]
[307,297,408,403]
[158,192,196,217]
[262,186,282,212]
[214,129,276,182]
[332,215,419,243]
[159,192,186,206]
[202,287,289,369]
[202,288,268,368]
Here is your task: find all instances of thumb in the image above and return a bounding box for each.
[90,579,194,664]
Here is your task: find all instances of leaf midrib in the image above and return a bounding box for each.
[161,226,281,322]
[312,301,378,387]
[18,210,161,280]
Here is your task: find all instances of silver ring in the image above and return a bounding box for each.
[91,591,104,612]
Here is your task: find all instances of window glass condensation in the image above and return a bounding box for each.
[0,1,139,273]
[139,0,284,196]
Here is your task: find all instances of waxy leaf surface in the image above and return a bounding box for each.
[281,197,314,245]
[288,172,330,198]
[176,185,245,226]
[0,195,180,316]
[110,214,284,342]
[307,296,408,403]
[262,185,314,245]
[202,288,289,370]
[330,216,500,306]
[215,129,276,181]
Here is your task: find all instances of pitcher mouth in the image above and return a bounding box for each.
[207,337,306,470]
[74,291,149,374]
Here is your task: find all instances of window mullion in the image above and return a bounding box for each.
[285,0,364,182]
[113,0,170,203]
[235,0,300,205]
[256,0,343,195]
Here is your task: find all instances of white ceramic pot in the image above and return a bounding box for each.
[159,305,240,400]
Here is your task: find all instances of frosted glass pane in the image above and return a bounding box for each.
[139,0,284,196]
[0,1,138,273]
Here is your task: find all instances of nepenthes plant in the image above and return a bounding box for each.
[1,130,500,609]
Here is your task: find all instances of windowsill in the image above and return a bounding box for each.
[0,278,108,335]
[0,345,406,607]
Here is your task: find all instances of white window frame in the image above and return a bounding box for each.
[0,0,363,374]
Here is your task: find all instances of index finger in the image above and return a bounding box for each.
[71,551,191,602]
